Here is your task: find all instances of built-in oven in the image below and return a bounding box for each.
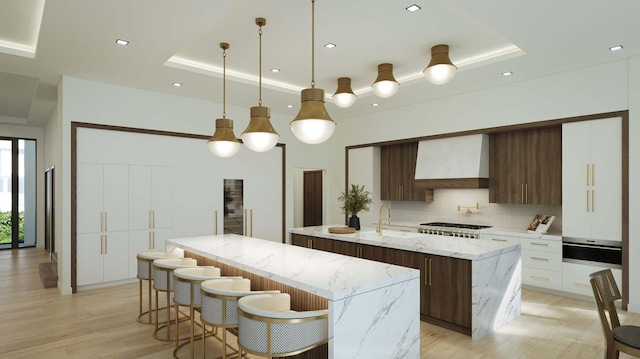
[562,237,622,269]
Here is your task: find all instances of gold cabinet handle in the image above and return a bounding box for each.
[152,231,155,249]
[400,185,404,200]
[592,190,595,212]
[148,210,152,229]
[592,163,595,186]
[531,242,549,247]
[525,183,528,204]
[492,238,507,242]
[214,210,218,235]
[521,183,524,203]
[575,283,591,288]
[586,164,590,186]
[428,259,432,286]
[104,234,107,254]
[100,212,104,232]
[244,209,247,236]
[531,257,549,262]
[100,234,104,254]
[531,275,549,282]
[148,231,152,249]
[250,209,253,237]
[586,190,590,212]
[424,258,428,285]
[307,238,312,248]
[152,210,155,229]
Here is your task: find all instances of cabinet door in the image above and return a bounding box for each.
[77,233,104,286]
[489,131,527,204]
[153,228,173,252]
[525,127,562,205]
[310,237,334,253]
[380,145,403,200]
[102,231,129,282]
[428,255,472,329]
[360,244,383,262]
[590,118,621,189]
[332,240,357,256]
[244,167,282,242]
[562,121,591,238]
[128,229,152,278]
[77,163,104,234]
[401,143,421,201]
[129,166,152,231]
[152,166,173,229]
[290,233,308,247]
[173,167,220,237]
[103,164,129,232]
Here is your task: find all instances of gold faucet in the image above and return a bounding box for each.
[377,204,391,235]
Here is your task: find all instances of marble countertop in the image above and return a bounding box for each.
[166,234,419,301]
[290,225,520,261]
[480,227,562,241]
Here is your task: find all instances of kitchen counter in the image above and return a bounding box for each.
[166,234,420,359]
[290,225,522,340]
[481,227,562,240]
[290,225,520,260]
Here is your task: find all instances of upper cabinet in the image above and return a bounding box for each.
[562,117,621,241]
[489,126,562,205]
[380,142,433,202]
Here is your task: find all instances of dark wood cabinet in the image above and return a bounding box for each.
[290,233,333,253]
[387,248,471,334]
[489,126,562,205]
[380,142,434,202]
[332,240,384,262]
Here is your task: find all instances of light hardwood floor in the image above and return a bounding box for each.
[1,248,638,358]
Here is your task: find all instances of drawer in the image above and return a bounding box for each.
[522,249,562,271]
[562,262,622,297]
[481,234,519,246]
[522,267,562,291]
[520,238,561,253]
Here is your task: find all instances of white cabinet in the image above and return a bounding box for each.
[563,262,622,297]
[172,167,222,237]
[77,163,129,286]
[243,168,282,242]
[562,117,622,242]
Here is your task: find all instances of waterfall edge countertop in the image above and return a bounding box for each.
[290,225,521,261]
[165,234,419,301]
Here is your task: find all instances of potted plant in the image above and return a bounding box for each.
[338,184,373,230]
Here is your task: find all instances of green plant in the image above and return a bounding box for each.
[338,184,373,217]
[0,211,25,244]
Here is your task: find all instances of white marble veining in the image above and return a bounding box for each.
[291,225,520,260]
[165,234,421,359]
[481,227,562,241]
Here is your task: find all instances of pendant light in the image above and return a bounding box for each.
[332,77,357,108]
[423,44,457,85]
[208,43,241,158]
[242,18,279,153]
[291,0,336,145]
[372,63,399,98]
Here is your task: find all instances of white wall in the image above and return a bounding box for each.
[331,58,637,310]
[57,76,331,294]
[0,123,46,249]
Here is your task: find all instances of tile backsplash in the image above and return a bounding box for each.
[386,188,562,233]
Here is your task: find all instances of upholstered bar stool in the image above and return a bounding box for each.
[137,251,183,324]
[172,266,222,359]
[153,257,198,342]
[200,278,280,359]
[237,293,329,358]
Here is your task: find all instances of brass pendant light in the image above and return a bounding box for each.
[423,44,457,85]
[242,18,279,153]
[332,77,357,108]
[291,0,336,145]
[208,42,241,158]
[372,63,399,98]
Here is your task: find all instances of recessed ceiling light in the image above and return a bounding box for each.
[324,43,337,49]
[406,4,421,13]
[271,68,281,73]
[372,103,380,107]
[502,71,513,76]
[172,82,183,87]
[115,39,129,46]
[286,104,294,108]
[609,45,623,52]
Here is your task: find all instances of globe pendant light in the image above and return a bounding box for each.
[242,18,279,153]
[372,63,399,98]
[423,44,457,85]
[208,43,241,158]
[332,77,357,108]
[291,0,336,145]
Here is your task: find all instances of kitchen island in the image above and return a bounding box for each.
[166,234,420,359]
[290,225,522,340]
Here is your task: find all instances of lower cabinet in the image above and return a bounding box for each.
[563,262,622,297]
[290,234,472,334]
[77,231,129,286]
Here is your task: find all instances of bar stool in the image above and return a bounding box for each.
[172,266,222,359]
[200,278,280,359]
[137,251,183,324]
[237,293,329,358]
[153,257,198,342]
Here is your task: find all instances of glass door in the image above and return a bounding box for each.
[0,138,36,249]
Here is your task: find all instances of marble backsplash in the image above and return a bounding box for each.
[376,188,562,234]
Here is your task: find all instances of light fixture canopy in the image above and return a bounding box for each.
[208,42,241,158]
[372,63,399,98]
[424,44,457,85]
[291,0,336,145]
[242,17,279,152]
[332,77,357,108]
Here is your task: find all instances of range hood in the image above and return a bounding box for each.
[414,134,489,188]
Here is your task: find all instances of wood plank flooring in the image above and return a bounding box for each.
[1,248,639,358]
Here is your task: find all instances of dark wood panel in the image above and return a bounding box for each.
[489,130,527,204]
[360,243,384,262]
[303,171,323,226]
[526,127,562,205]
[380,142,433,202]
[414,178,489,189]
[332,240,357,257]
[427,255,472,329]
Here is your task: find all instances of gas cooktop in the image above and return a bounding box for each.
[419,222,492,230]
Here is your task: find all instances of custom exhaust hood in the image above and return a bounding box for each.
[414,134,489,188]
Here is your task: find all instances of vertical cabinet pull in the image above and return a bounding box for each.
[521,184,525,203]
[152,231,155,249]
[250,209,253,237]
[214,210,218,235]
[586,164,590,186]
[148,210,152,229]
[592,190,595,212]
[148,231,152,249]
[428,259,433,286]
[152,210,155,229]
[104,234,107,254]
[100,212,104,232]
[586,190,590,212]
[525,183,528,204]
[592,163,595,186]
[100,235,104,254]
[424,258,428,285]
[244,209,248,236]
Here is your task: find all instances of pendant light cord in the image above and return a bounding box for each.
[311,0,315,88]
[222,47,227,119]
[258,24,263,106]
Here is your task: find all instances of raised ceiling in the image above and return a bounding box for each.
[0,0,638,127]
